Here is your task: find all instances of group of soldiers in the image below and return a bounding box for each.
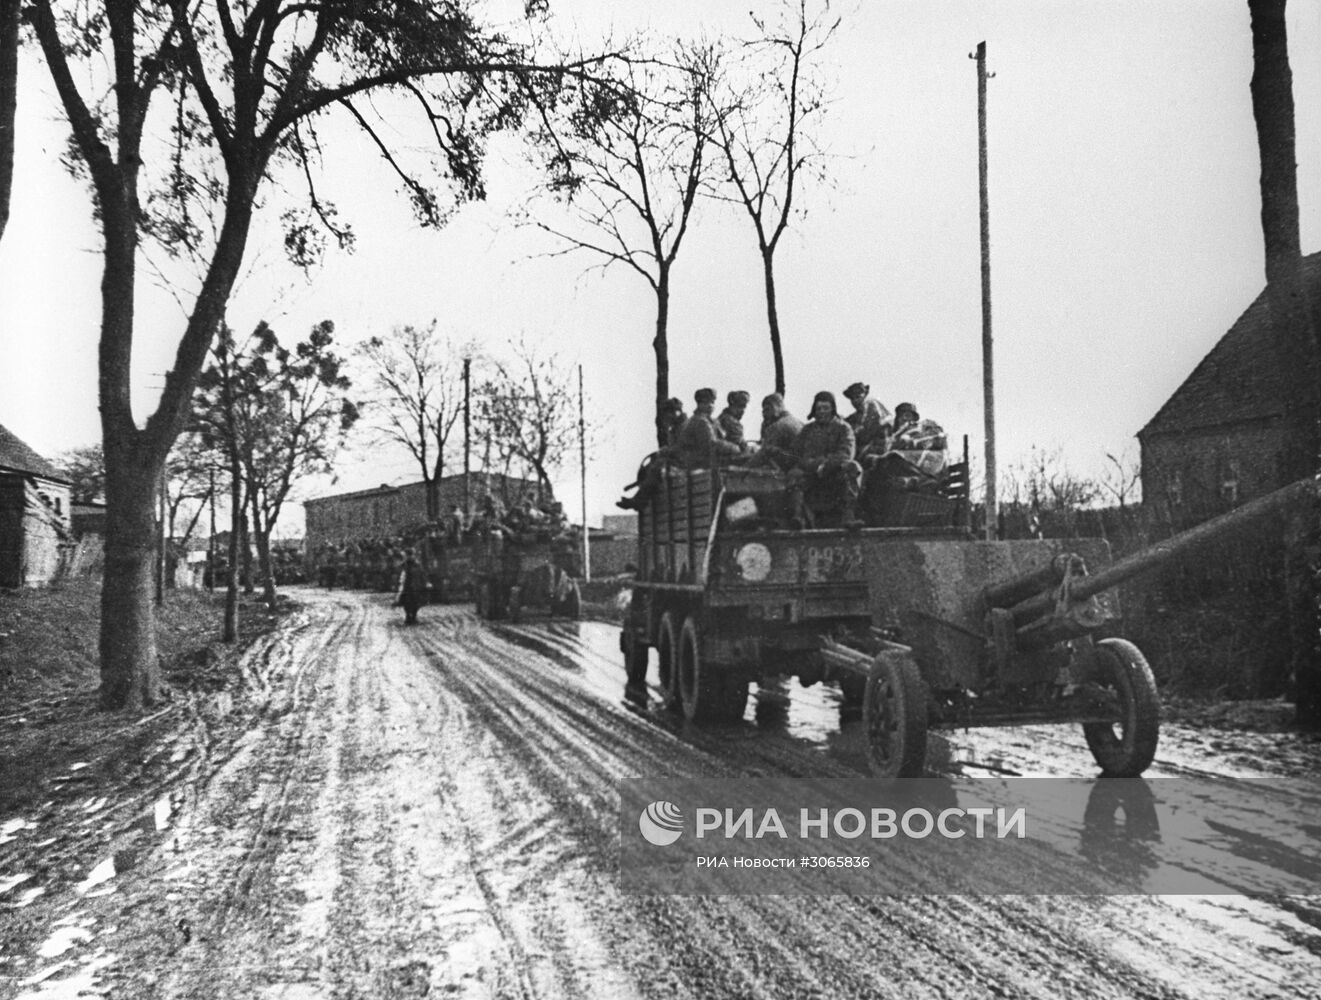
[460,491,571,545]
[619,382,948,527]
[310,491,575,591]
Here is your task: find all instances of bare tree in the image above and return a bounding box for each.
[28,0,626,709]
[1247,0,1321,725]
[528,47,710,446]
[706,0,841,396]
[478,339,583,499]
[357,323,473,521]
[1097,448,1142,511]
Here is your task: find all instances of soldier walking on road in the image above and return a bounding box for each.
[396,551,429,626]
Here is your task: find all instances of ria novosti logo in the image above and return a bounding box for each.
[639,801,684,846]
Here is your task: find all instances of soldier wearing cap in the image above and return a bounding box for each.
[717,390,752,448]
[659,396,687,448]
[787,390,862,527]
[881,402,948,481]
[751,392,803,471]
[674,387,746,468]
[843,381,892,461]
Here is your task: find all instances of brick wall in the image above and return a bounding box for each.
[303,473,542,549]
[1140,420,1287,527]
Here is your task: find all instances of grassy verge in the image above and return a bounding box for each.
[0,579,287,711]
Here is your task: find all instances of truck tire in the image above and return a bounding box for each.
[863,650,928,780]
[656,612,681,712]
[1083,638,1160,777]
[678,615,746,724]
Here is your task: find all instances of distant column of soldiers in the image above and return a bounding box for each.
[308,490,576,590]
[617,381,949,529]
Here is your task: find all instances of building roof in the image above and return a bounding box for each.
[303,471,541,507]
[0,422,69,482]
[1138,255,1321,440]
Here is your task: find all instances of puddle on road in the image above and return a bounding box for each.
[548,621,884,771]
[36,923,93,959]
[15,949,117,1000]
[1,816,40,845]
[0,872,33,895]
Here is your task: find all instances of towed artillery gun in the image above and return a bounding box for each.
[620,460,1313,778]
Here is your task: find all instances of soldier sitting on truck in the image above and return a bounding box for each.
[866,402,948,484]
[717,390,752,447]
[861,401,949,523]
[843,381,893,460]
[747,392,803,471]
[675,387,749,469]
[786,390,863,528]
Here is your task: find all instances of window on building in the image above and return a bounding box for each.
[1221,459,1240,505]
[1167,470,1183,507]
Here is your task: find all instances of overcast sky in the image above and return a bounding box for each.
[3,0,1320,530]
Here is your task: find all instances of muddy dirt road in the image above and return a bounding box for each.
[2,588,1320,999]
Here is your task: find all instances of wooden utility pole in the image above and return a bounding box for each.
[208,466,216,593]
[463,356,472,516]
[973,41,997,540]
[579,364,590,582]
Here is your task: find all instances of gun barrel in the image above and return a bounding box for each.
[1009,476,1319,625]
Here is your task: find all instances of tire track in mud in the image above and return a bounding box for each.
[82,594,374,999]
[417,606,1321,1000]
[10,592,1318,1000]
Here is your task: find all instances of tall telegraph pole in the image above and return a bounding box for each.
[462,356,472,515]
[973,41,997,540]
[578,364,590,582]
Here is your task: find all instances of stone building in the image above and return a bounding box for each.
[303,472,540,547]
[0,422,74,587]
[1136,257,1319,524]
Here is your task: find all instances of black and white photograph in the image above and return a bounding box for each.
[2,0,1320,996]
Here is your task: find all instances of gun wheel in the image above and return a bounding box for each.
[1083,638,1161,777]
[863,650,928,780]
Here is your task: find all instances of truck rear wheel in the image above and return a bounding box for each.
[656,612,681,711]
[863,650,928,780]
[1083,638,1160,777]
[678,616,747,724]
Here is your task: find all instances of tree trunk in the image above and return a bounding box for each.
[251,491,277,611]
[99,461,162,709]
[762,248,786,396]
[1249,0,1321,726]
[653,269,671,447]
[240,511,253,595]
[224,459,240,643]
[0,0,17,244]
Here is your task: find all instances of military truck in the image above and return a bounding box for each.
[474,530,582,622]
[620,455,1312,779]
